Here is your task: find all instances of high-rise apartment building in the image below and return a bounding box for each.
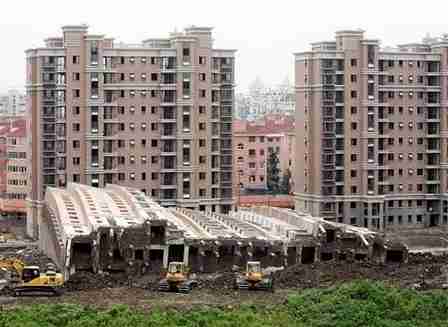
[26,25,235,238]
[295,30,448,231]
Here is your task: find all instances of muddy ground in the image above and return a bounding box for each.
[0,251,448,310]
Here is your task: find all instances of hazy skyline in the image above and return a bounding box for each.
[1,0,448,93]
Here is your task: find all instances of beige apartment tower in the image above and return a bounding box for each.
[26,25,235,238]
[295,30,448,231]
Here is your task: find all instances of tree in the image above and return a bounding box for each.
[266,149,281,193]
[281,168,292,194]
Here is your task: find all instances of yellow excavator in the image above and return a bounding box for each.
[234,261,274,291]
[0,258,64,296]
[158,262,197,293]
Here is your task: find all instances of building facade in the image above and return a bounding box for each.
[234,115,295,191]
[0,90,26,117]
[0,119,29,218]
[295,30,448,231]
[26,25,235,238]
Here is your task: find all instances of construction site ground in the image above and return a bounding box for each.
[0,252,447,310]
[2,222,448,310]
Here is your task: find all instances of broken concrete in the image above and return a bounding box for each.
[38,183,409,280]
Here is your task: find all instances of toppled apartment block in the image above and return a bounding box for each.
[244,206,408,264]
[39,183,408,280]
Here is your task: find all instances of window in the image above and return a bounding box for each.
[73,89,80,98]
[199,139,206,147]
[151,140,158,147]
[151,73,158,81]
[350,59,357,67]
[351,138,357,146]
[74,106,80,115]
[72,123,80,132]
[351,186,357,193]
[351,91,357,98]
[351,170,357,178]
[351,74,357,82]
[72,140,80,149]
[199,172,206,180]
[351,154,357,162]
[200,89,206,98]
[141,172,146,181]
[72,56,80,64]
[151,156,158,164]
[151,123,158,131]
[73,72,80,81]
[151,173,158,180]
[417,184,423,191]
[351,107,357,114]
[73,157,80,165]
[199,73,206,81]
[249,136,256,142]
[199,106,206,114]
[351,122,357,130]
[249,149,256,156]
[199,56,206,65]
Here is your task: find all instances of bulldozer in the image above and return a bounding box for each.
[234,261,274,291]
[0,258,64,296]
[158,262,197,293]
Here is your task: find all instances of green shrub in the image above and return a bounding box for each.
[1,281,448,327]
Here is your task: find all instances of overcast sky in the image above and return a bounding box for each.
[1,0,448,94]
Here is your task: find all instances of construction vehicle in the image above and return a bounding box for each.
[234,261,274,291]
[158,262,197,293]
[0,258,64,296]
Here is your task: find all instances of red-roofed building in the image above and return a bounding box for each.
[0,118,29,218]
[233,115,295,191]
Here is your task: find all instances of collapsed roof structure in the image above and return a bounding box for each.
[39,183,408,279]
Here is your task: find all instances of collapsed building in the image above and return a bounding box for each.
[39,183,408,279]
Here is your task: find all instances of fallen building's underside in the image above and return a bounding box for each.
[39,183,409,279]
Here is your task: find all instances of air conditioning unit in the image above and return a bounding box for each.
[409,169,414,175]
[129,57,135,63]
[408,137,414,144]
[409,122,414,128]
[399,184,403,190]
[399,153,404,159]
[399,91,403,97]
[141,91,147,97]
[399,75,403,81]
[408,153,413,159]
[409,91,414,96]
[399,122,404,128]
[141,57,147,63]
[130,106,135,112]
[368,95,374,100]
[409,107,414,113]
[130,90,135,96]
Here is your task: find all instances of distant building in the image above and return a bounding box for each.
[235,78,294,120]
[0,118,29,218]
[233,114,295,192]
[0,90,26,117]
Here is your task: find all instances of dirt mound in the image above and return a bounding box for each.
[65,272,129,292]
[273,256,448,290]
[197,272,236,291]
